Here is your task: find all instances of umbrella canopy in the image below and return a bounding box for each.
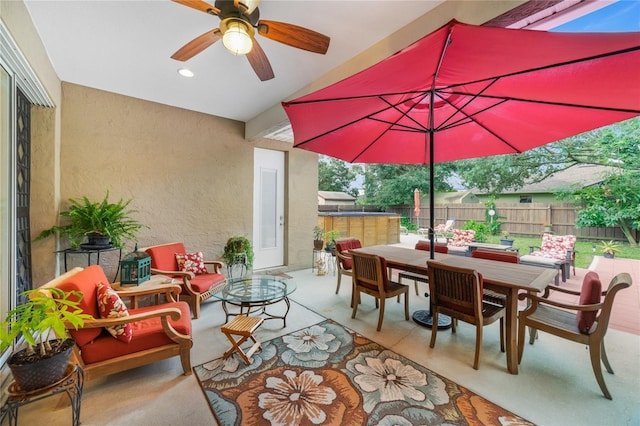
[283,20,640,257]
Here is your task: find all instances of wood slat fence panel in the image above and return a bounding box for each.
[388,202,638,243]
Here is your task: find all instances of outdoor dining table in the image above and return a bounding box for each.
[350,245,558,374]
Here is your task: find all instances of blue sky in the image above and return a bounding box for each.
[551,0,640,32]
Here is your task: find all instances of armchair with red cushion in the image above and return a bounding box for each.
[143,242,226,319]
[519,233,576,284]
[446,229,476,256]
[517,271,632,399]
[40,265,193,381]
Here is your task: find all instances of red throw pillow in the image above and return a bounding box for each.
[96,282,133,343]
[175,252,208,275]
[577,271,602,334]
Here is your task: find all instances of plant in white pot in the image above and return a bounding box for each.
[0,288,92,391]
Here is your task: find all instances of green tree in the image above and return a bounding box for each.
[457,117,640,193]
[362,163,455,208]
[318,156,361,197]
[563,171,640,246]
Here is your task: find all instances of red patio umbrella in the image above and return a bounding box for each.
[284,19,640,259]
[413,188,420,223]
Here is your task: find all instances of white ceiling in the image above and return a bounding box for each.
[24,0,445,123]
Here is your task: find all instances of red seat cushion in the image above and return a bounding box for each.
[56,265,107,346]
[79,301,191,364]
[189,273,226,293]
[577,271,602,334]
[145,243,187,271]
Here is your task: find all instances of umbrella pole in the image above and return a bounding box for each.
[412,93,452,330]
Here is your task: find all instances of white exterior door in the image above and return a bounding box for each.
[253,148,284,270]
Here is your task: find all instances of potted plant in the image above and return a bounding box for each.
[0,288,92,391]
[313,226,325,250]
[324,229,341,253]
[222,236,254,269]
[35,192,145,249]
[543,223,553,233]
[500,231,514,246]
[599,240,621,259]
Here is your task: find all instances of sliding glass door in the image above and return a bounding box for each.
[0,63,15,362]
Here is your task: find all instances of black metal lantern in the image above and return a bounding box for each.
[120,245,151,286]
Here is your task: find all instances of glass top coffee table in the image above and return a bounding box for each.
[213,275,297,327]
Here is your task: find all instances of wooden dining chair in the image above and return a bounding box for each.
[334,238,362,295]
[517,271,632,399]
[471,248,519,264]
[351,252,409,331]
[398,240,448,295]
[426,260,505,370]
[471,249,519,306]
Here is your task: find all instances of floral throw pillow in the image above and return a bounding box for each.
[96,282,133,343]
[176,252,208,275]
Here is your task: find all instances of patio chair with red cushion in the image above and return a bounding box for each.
[517,271,632,399]
[334,238,362,295]
[143,242,226,319]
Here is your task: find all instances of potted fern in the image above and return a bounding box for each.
[222,236,254,269]
[35,192,145,249]
[0,288,92,391]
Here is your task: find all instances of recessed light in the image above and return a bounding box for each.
[178,68,194,78]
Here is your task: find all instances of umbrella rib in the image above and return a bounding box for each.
[284,90,429,106]
[435,78,500,131]
[444,45,640,94]
[379,93,430,132]
[447,90,640,114]
[294,93,431,148]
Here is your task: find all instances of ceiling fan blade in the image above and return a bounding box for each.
[246,39,274,81]
[171,29,221,61]
[171,0,220,15]
[257,20,330,54]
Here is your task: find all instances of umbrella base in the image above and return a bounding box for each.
[412,309,452,330]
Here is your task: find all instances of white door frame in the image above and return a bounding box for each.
[252,148,285,270]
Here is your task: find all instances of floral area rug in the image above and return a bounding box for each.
[194,320,533,425]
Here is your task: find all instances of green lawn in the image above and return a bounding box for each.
[483,235,640,269]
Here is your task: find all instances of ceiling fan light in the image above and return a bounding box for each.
[238,0,260,14]
[222,20,253,56]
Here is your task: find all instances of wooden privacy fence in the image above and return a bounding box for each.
[388,202,638,243]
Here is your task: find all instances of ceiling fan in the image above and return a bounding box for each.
[171,0,331,81]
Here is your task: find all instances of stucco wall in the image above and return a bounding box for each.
[56,82,317,278]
